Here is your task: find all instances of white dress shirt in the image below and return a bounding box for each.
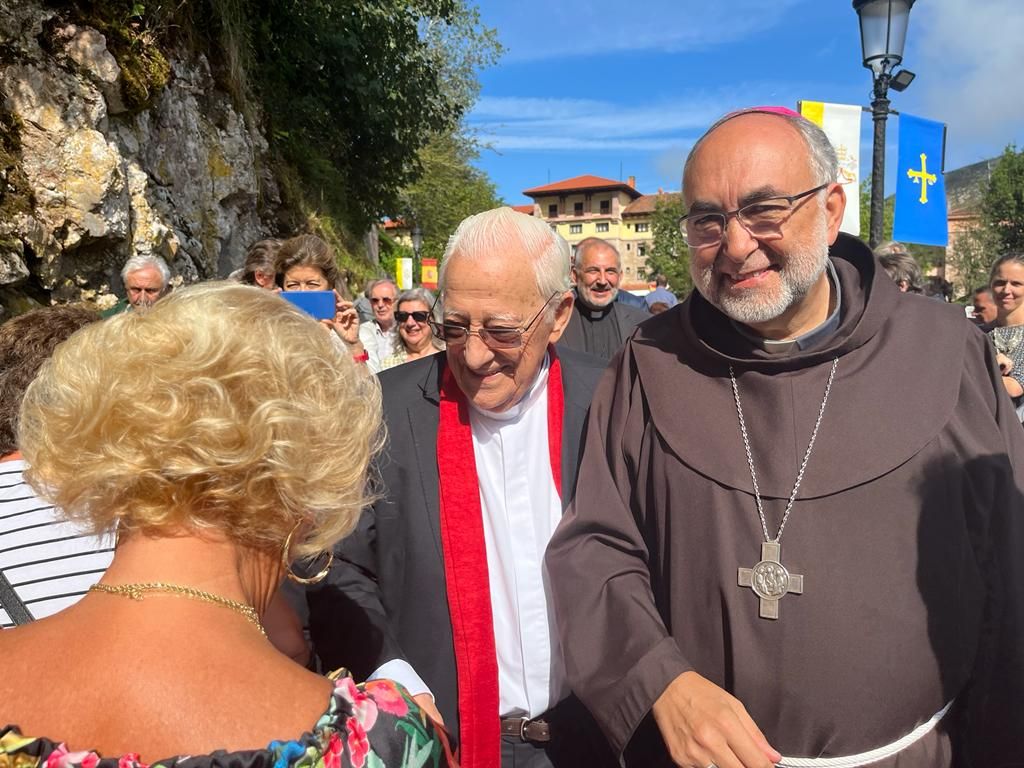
[371,356,569,718]
[358,320,398,373]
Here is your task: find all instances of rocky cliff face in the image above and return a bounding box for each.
[0,0,277,317]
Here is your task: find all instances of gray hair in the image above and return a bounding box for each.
[878,249,924,294]
[364,278,398,299]
[683,108,839,188]
[397,287,437,316]
[121,255,171,287]
[440,207,571,307]
[573,237,621,274]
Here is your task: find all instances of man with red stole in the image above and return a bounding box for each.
[309,207,616,768]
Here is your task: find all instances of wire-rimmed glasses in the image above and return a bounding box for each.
[678,183,830,248]
[429,291,561,349]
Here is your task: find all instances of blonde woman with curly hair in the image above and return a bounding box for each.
[0,283,454,768]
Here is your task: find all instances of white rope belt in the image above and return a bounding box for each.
[776,700,953,768]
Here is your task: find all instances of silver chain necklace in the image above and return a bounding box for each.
[731,357,838,620]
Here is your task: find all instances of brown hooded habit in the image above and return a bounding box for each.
[546,234,1024,766]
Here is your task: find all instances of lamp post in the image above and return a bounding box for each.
[853,0,916,249]
[410,223,423,261]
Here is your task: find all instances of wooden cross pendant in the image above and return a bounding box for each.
[738,541,803,620]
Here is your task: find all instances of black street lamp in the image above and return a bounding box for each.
[410,223,423,261]
[853,0,916,248]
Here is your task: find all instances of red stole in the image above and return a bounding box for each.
[436,347,564,768]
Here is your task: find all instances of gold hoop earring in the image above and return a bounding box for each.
[281,522,333,585]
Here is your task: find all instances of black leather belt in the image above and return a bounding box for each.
[500,716,551,743]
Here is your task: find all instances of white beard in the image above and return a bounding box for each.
[695,212,829,325]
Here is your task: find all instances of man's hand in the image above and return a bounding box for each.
[652,671,780,768]
[413,693,445,727]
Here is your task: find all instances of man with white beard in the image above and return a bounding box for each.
[546,107,1024,767]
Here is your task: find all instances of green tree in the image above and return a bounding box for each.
[982,144,1024,253]
[947,223,1000,298]
[251,0,496,232]
[644,193,693,297]
[398,130,503,264]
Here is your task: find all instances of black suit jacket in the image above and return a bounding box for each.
[308,347,607,739]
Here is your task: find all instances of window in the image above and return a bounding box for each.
[626,243,631,251]
[574,202,584,216]
[634,222,650,233]
[548,204,558,218]
[600,199,611,215]
[638,245,647,258]
[569,224,583,234]
[596,222,609,233]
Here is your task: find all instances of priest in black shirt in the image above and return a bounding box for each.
[559,238,648,360]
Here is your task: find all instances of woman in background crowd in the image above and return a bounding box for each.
[875,241,924,294]
[0,283,453,767]
[0,305,112,627]
[378,288,443,372]
[988,253,1024,420]
[239,238,282,289]
[274,235,367,361]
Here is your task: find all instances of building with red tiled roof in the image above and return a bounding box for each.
[520,175,669,290]
[510,204,534,216]
[522,174,643,198]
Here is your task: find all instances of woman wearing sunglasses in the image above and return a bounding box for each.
[378,288,444,372]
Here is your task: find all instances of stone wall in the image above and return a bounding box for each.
[0,0,278,317]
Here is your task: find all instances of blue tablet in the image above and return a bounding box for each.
[281,291,335,321]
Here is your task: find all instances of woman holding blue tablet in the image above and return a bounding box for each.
[275,235,368,363]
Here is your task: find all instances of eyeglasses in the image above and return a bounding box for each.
[429,291,561,349]
[370,297,394,305]
[395,310,430,323]
[678,183,829,248]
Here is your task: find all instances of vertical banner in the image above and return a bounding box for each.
[799,101,862,236]
[421,258,438,290]
[893,114,948,247]
[396,257,413,290]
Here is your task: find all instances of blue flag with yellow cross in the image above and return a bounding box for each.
[893,114,948,246]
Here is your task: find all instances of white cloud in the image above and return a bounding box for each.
[908,0,1024,146]
[469,85,817,154]
[482,0,805,62]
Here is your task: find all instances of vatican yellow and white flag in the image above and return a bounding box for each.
[799,101,861,236]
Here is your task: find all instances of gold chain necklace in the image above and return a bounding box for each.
[89,582,266,636]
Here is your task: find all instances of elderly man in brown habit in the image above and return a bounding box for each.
[546,107,1024,768]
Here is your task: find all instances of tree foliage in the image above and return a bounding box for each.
[982,144,1024,253]
[947,223,1000,299]
[249,0,499,233]
[644,193,693,297]
[398,131,503,263]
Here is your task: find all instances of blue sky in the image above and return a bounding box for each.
[467,0,1024,205]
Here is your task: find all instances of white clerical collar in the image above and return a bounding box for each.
[467,352,550,423]
[731,259,842,354]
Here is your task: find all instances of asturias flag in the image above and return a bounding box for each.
[893,114,948,246]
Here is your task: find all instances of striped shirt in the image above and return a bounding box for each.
[0,457,114,628]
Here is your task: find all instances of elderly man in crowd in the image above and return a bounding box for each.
[358,278,399,372]
[559,237,648,360]
[547,107,1024,767]
[120,255,172,313]
[308,207,614,768]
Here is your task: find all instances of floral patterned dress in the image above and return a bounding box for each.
[0,672,455,768]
